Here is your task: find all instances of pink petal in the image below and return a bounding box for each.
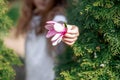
[45,24,54,30]
[46,21,57,24]
[46,30,57,38]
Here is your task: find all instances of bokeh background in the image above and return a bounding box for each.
[1,0,25,80]
[0,0,120,80]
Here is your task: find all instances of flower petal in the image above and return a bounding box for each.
[46,21,65,32]
[46,30,57,38]
[52,35,63,46]
[46,21,56,24]
[54,23,65,32]
[45,24,54,30]
[51,33,61,41]
[56,35,63,43]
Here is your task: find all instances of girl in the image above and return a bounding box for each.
[16,0,79,80]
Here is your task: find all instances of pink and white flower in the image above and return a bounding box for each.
[45,21,67,46]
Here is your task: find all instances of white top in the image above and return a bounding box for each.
[25,15,67,80]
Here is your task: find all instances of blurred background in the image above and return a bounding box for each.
[4,0,25,58]
[3,0,26,80]
[1,0,120,80]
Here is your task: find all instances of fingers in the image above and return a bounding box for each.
[64,33,78,39]
[67,25,79,35]
[62,25,79,46]
[63,37,78,43]
[64,26,79,38]
[62,39,76,46]
[63,34,78,45]
[64,41,75,46]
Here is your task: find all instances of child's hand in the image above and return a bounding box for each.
[63,25,79,46]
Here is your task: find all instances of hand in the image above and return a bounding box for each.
[62,25,79,46]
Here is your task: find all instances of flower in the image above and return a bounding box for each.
[45,21,67,46]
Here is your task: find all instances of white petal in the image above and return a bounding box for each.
[54,23,65,32]
[57,35,63,43]
[51,33,61,41]
[52,36,63,46]
[52,41,58,46]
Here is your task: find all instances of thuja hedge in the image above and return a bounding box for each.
[56,0,120,80]
[0,0,21,80]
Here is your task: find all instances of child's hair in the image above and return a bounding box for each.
[16,0,67,36]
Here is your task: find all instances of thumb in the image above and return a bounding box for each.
[67,25,72,31]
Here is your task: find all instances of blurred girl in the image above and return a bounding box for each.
[16,0,79,80]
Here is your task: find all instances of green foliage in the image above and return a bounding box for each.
[0,0,12,33]
[56,0,120,80]
[0,0,21,80]
[7,2,20,24]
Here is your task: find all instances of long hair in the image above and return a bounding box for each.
[16,0,67,36]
